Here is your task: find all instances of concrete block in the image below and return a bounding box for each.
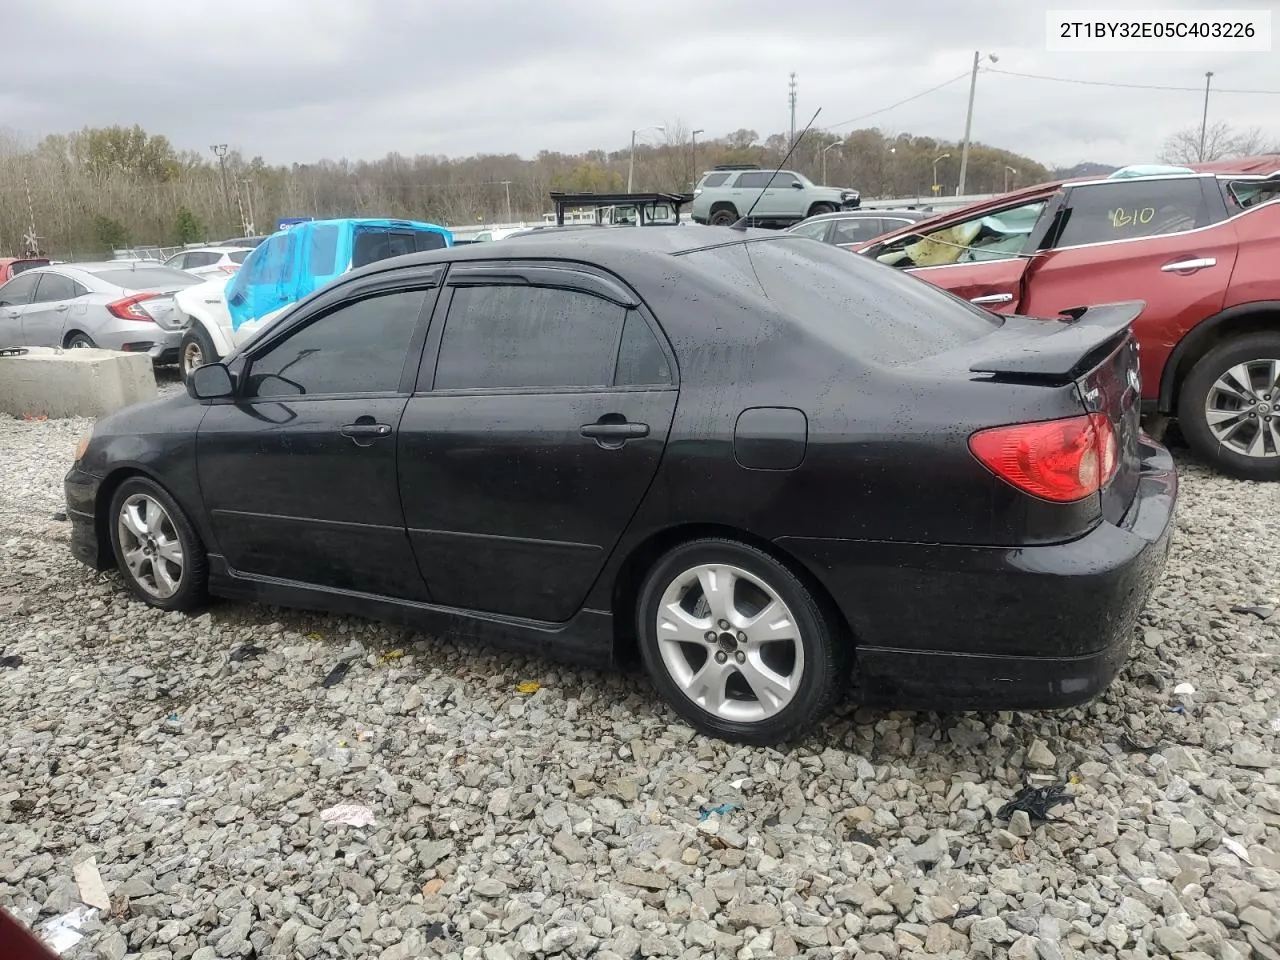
[0,346,156,419]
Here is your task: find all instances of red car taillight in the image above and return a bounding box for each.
[217,264,238,274]
[106,293,159,322]
[969,413,1118,503]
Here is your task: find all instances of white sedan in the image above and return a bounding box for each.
[163,247,255,279]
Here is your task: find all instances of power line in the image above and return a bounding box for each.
[987,67,1280,95]
[824,71,973,131]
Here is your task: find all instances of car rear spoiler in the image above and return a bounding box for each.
[968,300,1144,384]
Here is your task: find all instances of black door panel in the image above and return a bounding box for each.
[399,389,676,621]
[199,397,426,598]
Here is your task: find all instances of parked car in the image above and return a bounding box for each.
[213,236,269,248]
[854,161,1280,480]
[0,262,200,361]
[0,256,51,283]
[788,209,929,249]
[691,164,860,227]
[163,246,255,279]
[173,217,452,380]
[66,228,1176,745]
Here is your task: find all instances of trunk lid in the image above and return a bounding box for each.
[966,300,1145,524]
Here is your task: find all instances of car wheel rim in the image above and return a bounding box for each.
[655,563,804,723]
[1204,358,1280,459]
[182,342,203,374]
[117,493,184,599]
[69,339,88,349]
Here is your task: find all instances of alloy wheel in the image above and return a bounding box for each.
[1204,357,1280,459]
[116,493,185,599]
[182,341,203,376]
[654,563,804,722]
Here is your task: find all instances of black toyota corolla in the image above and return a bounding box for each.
[65,229,1177,745]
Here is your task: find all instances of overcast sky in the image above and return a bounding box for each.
[3,0,1276,170]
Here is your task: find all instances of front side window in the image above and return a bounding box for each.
[768,173,800,188]
[245,289,427,398]
[1055,178,1211,247]
[433,285,627,391]
[869,199,1047,268]
[0,273,45,306]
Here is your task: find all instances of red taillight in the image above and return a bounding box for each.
[106,293,159,322]
[218,264,239,274]
[969,413,1118,502]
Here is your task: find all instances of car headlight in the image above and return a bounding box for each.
[74,431,93,462]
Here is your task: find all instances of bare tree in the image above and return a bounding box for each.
[1160,121,1280,164]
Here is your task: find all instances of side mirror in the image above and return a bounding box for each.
[791,181,804,189]
[188,362,235,400]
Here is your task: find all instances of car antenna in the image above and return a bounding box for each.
[731,107,823,232]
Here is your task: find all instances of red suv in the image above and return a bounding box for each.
[855,157,1280,481]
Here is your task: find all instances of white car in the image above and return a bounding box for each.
[163,246,255,279]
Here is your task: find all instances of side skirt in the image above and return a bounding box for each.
[207,554,616,669]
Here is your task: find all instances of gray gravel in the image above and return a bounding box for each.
[1,409,1278,960]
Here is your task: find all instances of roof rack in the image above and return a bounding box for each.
[547,191,694,227]
[713,163,762,171]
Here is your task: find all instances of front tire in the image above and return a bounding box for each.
[636,538,846,745]
[108,477,208,611]
[179,326,219,383]
[1178,332,1280,481]
[807,202,837,217]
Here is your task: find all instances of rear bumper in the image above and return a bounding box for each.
[97,320,182,364]
[777,436,1178,711]
[65,465,108,570]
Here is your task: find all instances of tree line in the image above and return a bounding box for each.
[0,118,1272,260]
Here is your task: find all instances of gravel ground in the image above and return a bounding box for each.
[1,408,1278,960]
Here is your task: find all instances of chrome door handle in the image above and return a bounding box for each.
[1161,257,1216,272]
[970,293,1014,305]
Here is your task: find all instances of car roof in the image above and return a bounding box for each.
[798,209,924,223]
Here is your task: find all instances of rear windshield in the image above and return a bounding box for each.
[11,259,50,275]
[228,250,251,264]
[679,237,999,364]
[93,267,203,289]
[351,229,447,269]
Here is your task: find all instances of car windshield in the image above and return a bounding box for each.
[93,267,204,289]
[680,237,1000,364]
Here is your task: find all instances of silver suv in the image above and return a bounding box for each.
[691,165,860,227]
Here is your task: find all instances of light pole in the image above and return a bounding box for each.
[1004,165,1017,193]
[210,144,231,224]
[932,152,951,194]
[821,142,841,186]
[691,128,705,189]
[238,178,256,235]
[628,125,665,193]
[1199,71,1214,161]
[957,51,998,196]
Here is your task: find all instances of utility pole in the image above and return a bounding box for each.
[22,168,40,256]
[957,51,980,196]
[500,180,513,222]
[210,144,232,226]
[788,73,798,149]
[1198,71,1214,161]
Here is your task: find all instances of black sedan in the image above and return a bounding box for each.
[65,229,1177,745]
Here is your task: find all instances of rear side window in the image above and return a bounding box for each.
[831,218,888,245]
[681,238,999,365]
[1056,179,1211,247]
[32,273,83,302]
[700,173,730,189]
[734,172,771,189]
[432,285,626,390]
[94,268,202,289]
[614,313,672,386]
[229,250,252,265]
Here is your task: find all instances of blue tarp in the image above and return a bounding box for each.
[225,218,452,331]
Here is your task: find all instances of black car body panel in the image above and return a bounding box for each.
[67,228,1177,713]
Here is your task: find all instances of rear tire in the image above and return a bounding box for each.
[108,476,208,612]
[1178,331,1280,481]
[179,326,218,383]
[65,332,95,349]
[636,537,846,745]
[709,206,739,227]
